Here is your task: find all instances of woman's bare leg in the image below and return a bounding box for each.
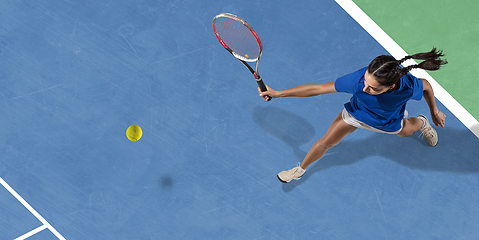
[300,112,358,169]
[398,115,438,146]
[397,117,424,138]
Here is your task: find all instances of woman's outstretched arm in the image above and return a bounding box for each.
[258,81,337,101]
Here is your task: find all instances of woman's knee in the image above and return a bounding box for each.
[317,138,338,149]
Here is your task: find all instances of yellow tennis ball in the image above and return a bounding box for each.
[126,125,142,141]
[245,54,249,58]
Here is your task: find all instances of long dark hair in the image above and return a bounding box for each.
[367,48,448,86]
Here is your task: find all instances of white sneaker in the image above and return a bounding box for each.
[418,115,438,146]
[277,164,305,183]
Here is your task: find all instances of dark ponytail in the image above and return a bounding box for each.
[367,47,448,86]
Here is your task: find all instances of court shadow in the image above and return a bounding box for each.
[252,106,315,159]
[282,127,479,192]
[159,175,174,190]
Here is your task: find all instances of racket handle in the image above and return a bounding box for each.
[256,77,271,101]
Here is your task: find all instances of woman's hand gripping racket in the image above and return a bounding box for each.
[212,13,271,101]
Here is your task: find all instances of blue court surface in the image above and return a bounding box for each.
[1,0,479,239]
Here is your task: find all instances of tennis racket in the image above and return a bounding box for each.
[212,13,271,101]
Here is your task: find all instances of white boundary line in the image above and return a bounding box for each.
[0,176,66,240]
[15,225,48,240]
[335,0,479,139]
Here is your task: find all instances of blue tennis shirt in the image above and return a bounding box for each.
[334,67,424,132]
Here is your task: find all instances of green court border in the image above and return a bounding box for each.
[336,0,479,139]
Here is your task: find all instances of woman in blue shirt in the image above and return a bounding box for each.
[259,48,448,183]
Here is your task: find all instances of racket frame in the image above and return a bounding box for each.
[212,13,270,99]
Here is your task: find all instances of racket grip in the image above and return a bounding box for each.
[256,78,271,101]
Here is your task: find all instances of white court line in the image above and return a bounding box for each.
[335,0,479,139]
[15,225,48,240]
[0,176,66,240]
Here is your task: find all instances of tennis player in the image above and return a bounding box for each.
[259,48,447,183]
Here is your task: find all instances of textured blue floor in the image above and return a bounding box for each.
[1,0,479,239]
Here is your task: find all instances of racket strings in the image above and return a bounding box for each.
[214,17,261,60]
